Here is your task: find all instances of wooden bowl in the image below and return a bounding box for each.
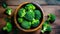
[14,2,44,32]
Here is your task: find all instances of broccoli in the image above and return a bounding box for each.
[18,8,26,17]
[17,18,24,23]
[3,22,12,32]
[31,19,40,27]
[47,13,56,23]
[21,20,31,29]
[44,20,50,24]
[2,2,8,8]
[41,22,52,33]
[25,10,35,21]
[25,4,36,10]
[34,10,41,19]
[46,25,52,32]
[17,3,42,29]
[5,8,12,16]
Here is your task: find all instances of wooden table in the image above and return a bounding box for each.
[0,0,60,34]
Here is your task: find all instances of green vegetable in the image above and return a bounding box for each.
[32,19,40,27]
[5,8,12,16]
[17,3,42,29]
[46,25,52,32]
[18,18,24,23]
[47,13,56,23]
[25,10,35,21]
[3,22,12,32]
[21,20,31,29]
[44,20,50,24]
[34,10,41,19]
[2,2,7,8]
[41,22,52,33]
[18,8,26,17]
[25,4,36,10]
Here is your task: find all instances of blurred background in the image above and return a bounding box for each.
[0,0,60,34]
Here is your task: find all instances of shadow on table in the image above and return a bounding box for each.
[40,31,50,34]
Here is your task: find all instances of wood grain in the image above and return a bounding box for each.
[0,5,60,34]
[0,0,60,5]
[5,0,60,5]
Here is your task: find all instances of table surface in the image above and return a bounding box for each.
[0,0,60,34]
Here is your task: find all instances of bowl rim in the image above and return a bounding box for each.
[14,2,44,32]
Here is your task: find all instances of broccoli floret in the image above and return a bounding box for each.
[25,10,35,21]
[25,4,36,10]
[2,2,8,8]
[34,10,41,19]
[18,8,26,17]
[5,8,12,16]
[18,18,24,23]
[41,22,52,33]
[44,20,50,24]
[21,20,31,29]
[47,13,56,23]
[31,19,40,27]
[3,22,12,32]
[46,25,52,32]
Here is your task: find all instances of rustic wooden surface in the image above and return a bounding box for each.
[6,0,60,5]
[0,0,60,34]
[0,5,60,34]
[0,0,60,5]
